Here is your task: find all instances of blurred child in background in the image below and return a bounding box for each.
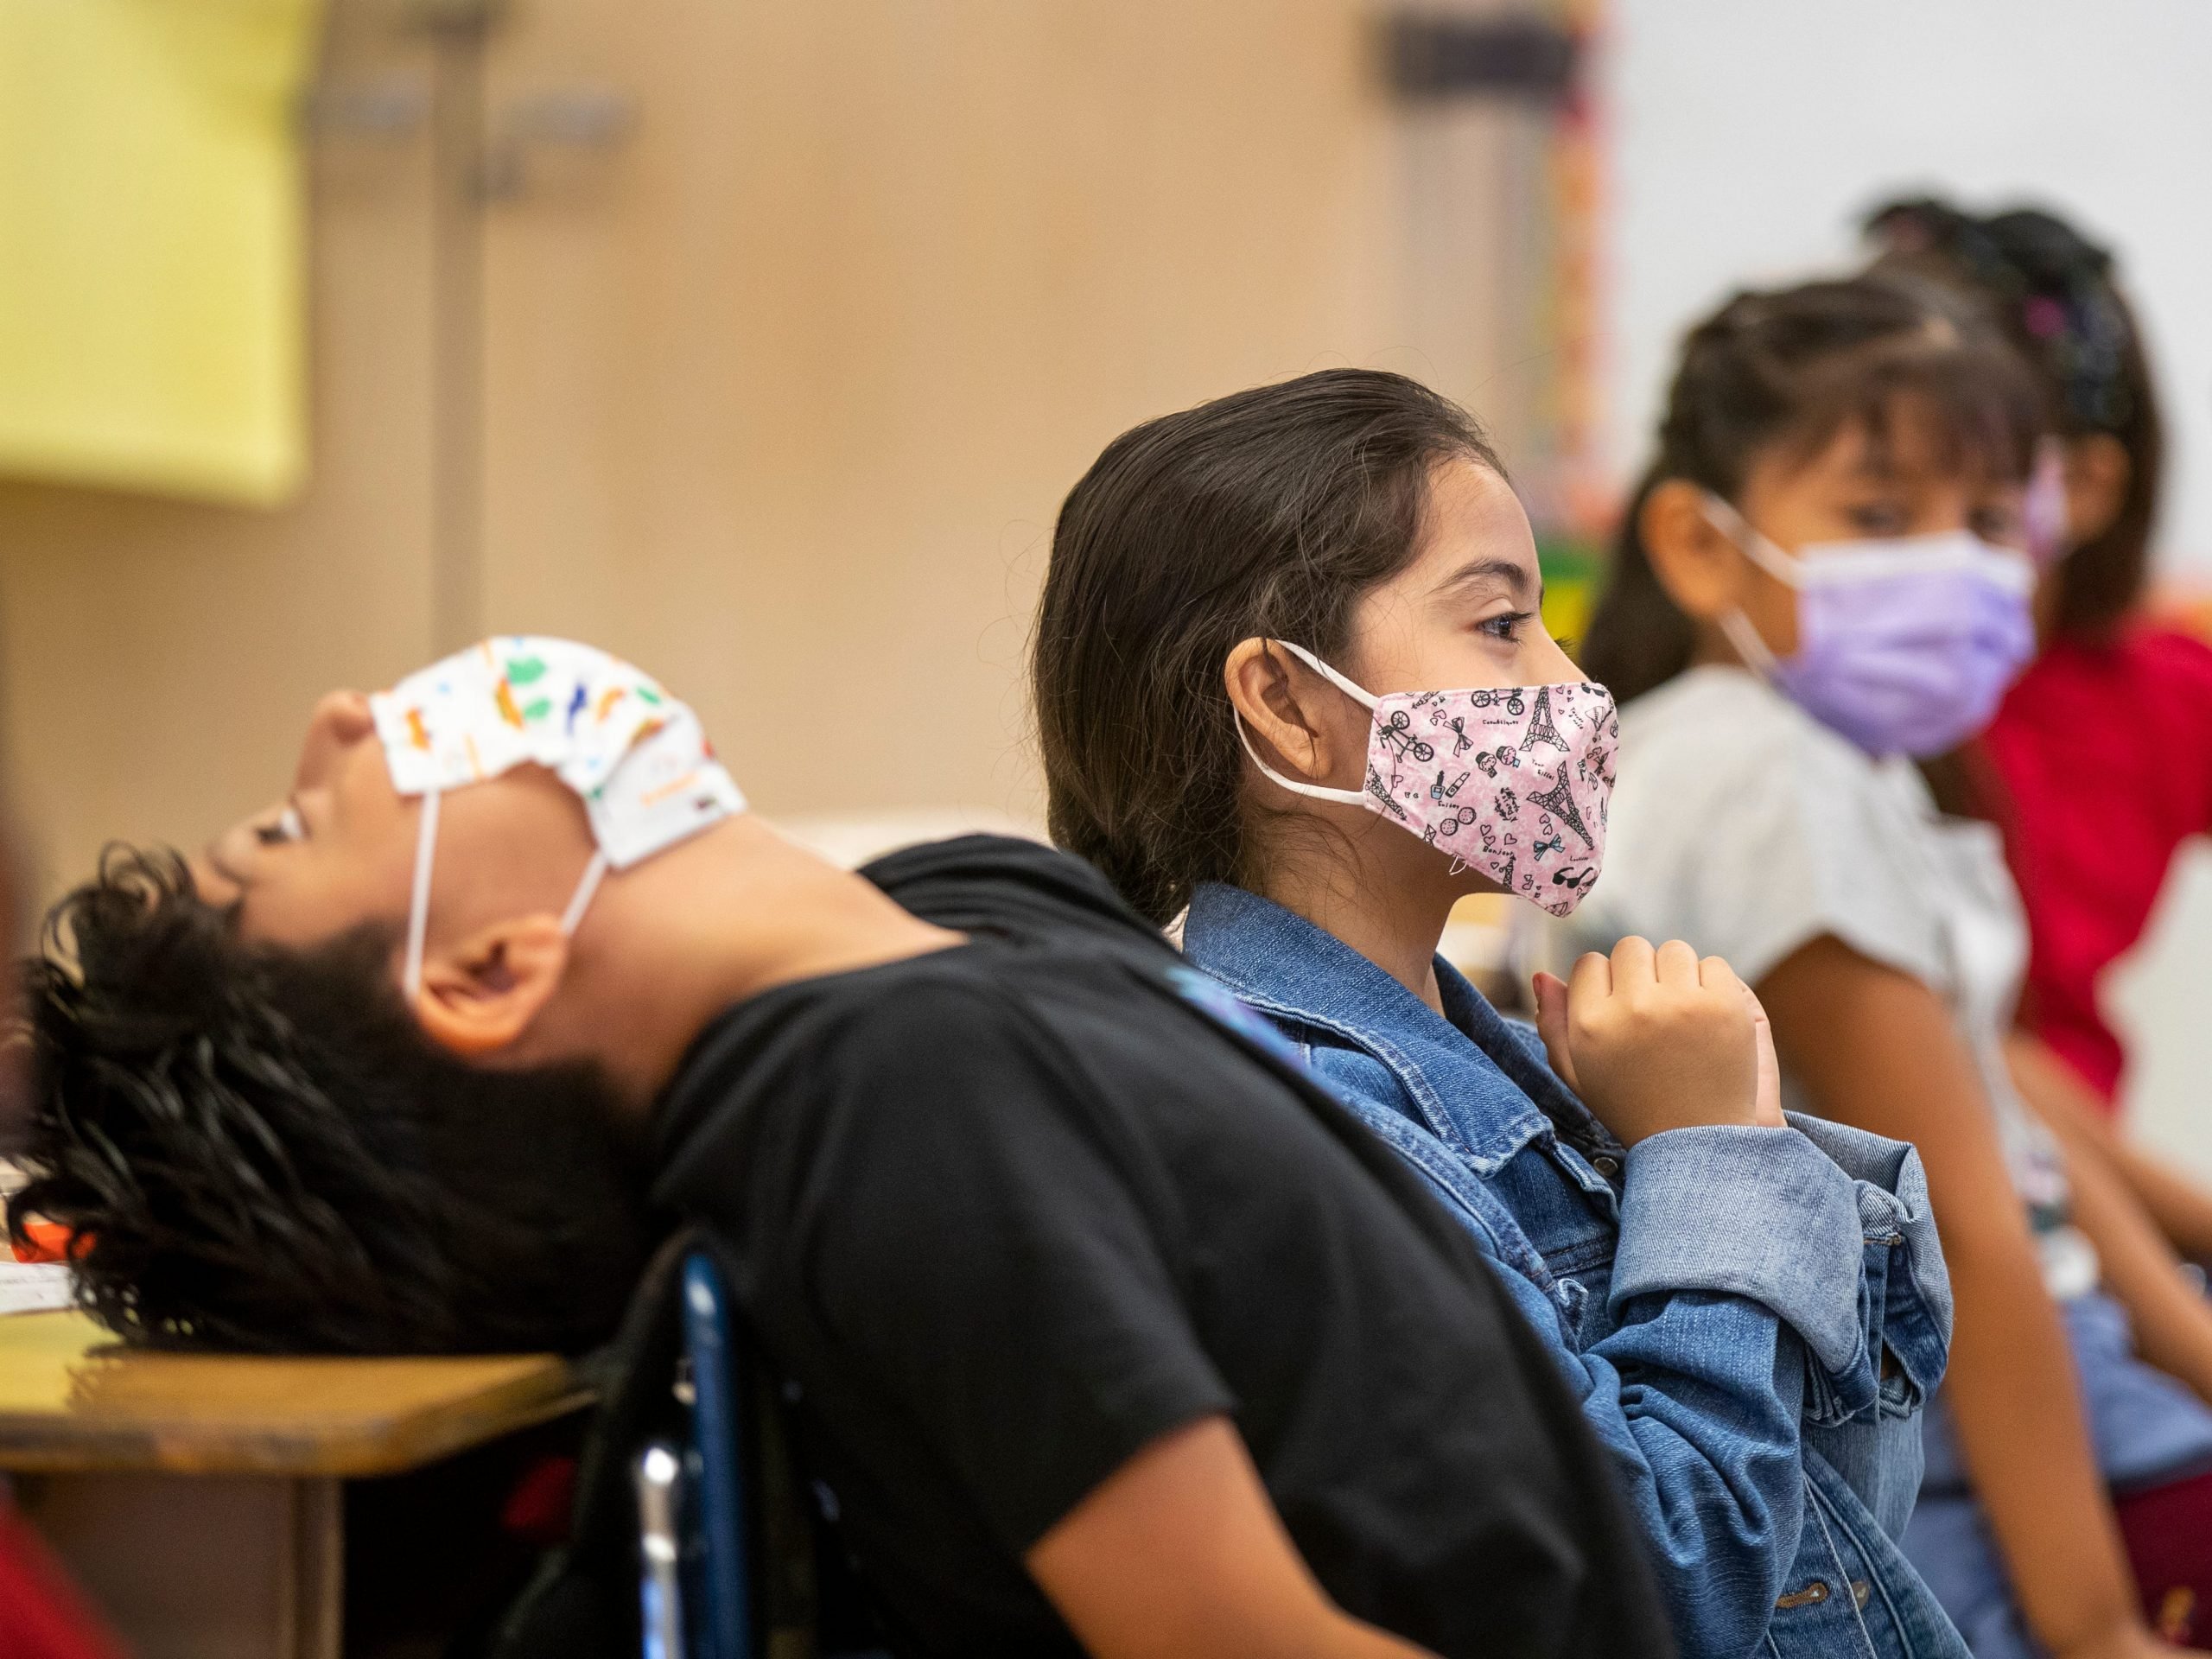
[1570,271,2212,1656]
[1034,367,1964,1659]
[1865,197,2212,1267]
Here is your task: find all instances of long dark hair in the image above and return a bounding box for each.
[1864,196,2164,639]
[1033,368,1501,925]
[1581,274,2044,705]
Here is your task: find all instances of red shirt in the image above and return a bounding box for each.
[1982,625,2212,1109]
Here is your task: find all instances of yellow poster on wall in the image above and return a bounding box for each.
[0,0,321,506]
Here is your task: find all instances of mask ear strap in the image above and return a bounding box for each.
[1263,639,1381,711]
[1718,609,1784,680]
[403,786,441,1001]
[1235,715,1371,806]
[1700,493,1806,588]
[1233,640,1377,807]
[404,790,605,1002]
[560,849,609,937]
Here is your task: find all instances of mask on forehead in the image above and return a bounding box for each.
[369,637,747,998]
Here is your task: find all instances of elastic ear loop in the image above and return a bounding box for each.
[1700,494,1798,683]
[1717,610,1785,680]
[1700,493,1808,587]
[400,785,612,1004]
[1230,639,1376,809]
[561,850,610,935]
[403,786,441,1001]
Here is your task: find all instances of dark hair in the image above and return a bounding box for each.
[1580,274,2044,704]
[1864,196,2164,637]
[7,848,658,1354]
[1033,368,1501,925]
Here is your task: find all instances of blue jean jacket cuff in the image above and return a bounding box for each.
[1611,1123,1870,1377]
[1783,1111,1955,1415]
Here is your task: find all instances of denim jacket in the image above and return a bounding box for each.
[1184,883,1963,1659]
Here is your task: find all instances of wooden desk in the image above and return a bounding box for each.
[0,1313,591,1659]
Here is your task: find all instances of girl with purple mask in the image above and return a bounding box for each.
[1567,273,2212,1656]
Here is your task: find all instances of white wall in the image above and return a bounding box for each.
[2108,842,2212,1179]
[1605,0,2212,572]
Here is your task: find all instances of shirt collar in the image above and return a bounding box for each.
[1182,882,1610,1173]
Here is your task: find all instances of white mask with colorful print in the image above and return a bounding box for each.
[369,637,747,997]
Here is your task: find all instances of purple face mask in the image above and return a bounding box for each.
[1705,495,2036,758]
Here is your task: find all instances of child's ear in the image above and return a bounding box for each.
[1639,480,1744,621]
[2063,432,2132,548]
[1224,639,1354,794]
[410,914,570,1058]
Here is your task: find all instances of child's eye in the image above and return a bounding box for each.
[1972,506,2024,543]
[1845,502,1911,536]
[253,804,306,847]
[1478,611,1535,643]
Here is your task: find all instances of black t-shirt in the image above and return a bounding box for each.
[650,837,1670,1659]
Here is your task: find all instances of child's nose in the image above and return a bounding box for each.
[294,690,376,786]
[314,690,376,741]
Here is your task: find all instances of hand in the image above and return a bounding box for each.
[1532,937,1767,1145]
[1744,980,1785,1128]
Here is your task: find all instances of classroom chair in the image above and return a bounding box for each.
[493,1231,891,1659]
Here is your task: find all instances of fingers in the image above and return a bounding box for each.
[1655,938,1700,988]
[1696,953,1745,996]
[1607,935,1655,988]
[1606,936,1717,996]
[1567,948,1613,1004]
[1548,937,1768,1140]
[1532,971,1579,1093]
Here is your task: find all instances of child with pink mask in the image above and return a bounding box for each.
[1566,272,2212,1656]
[1035,366,1964,1659]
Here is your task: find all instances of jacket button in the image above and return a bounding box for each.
[1592,1154,1621,1178]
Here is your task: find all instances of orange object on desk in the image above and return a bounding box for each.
[9,1220,73,1266]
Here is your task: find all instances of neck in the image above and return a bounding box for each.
[563,817,963,1112]
[1252,814,1461,1012]
[2032,566,2065,644]
[1690,617,1745,669]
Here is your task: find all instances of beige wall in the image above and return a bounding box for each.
[0,0,441,905]
[0,0,1535,907]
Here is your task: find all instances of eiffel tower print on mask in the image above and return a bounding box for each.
[1230,639,1618,918]
[1528,769,1594,849]
[1522,684,1567,752]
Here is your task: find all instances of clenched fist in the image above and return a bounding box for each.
[1532,937,1784,1145]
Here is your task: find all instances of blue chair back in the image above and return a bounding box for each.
[679,1251,751,1659]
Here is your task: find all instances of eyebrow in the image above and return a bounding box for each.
[1432,556,1541,607]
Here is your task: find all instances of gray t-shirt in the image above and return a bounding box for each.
[1549,665,2088,1294]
